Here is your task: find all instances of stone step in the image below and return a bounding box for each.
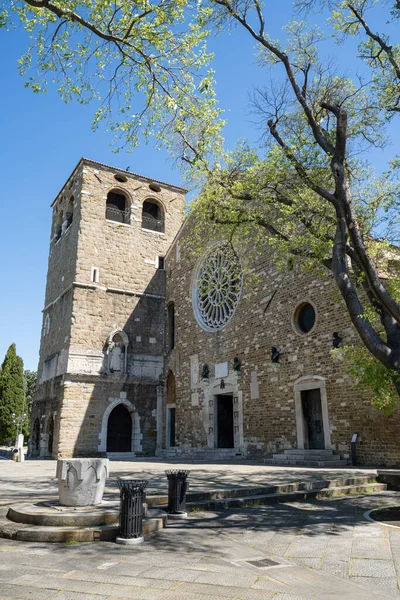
[0,508,166,543]
[159,448,246,459]
[178,483,387,511]
[272,453,343,462]
[7,501,120,527]
[264,459,349,467]
[146,475,381,508]
[283,449,335,455]
[107,452,137,461]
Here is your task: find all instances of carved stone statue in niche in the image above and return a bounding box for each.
[106,329,129,375]
[108,340,122,372]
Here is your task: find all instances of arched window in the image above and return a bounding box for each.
[142,199,164,233]
[167,302,175,351]
[43,313,50,337]
[106,191,129,224]
[54,209,63,241]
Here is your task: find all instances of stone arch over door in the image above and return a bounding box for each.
[98,396,142,453]
[293,375,331,450]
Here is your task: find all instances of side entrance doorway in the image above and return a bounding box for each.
[107,403,132,452]
[216,394,234,449]
[301,388,325,449]
[167,406,176,447]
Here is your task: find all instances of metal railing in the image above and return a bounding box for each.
[106,205,130,224]
[141,213,164,233]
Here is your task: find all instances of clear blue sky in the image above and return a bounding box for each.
[0,2,397,371]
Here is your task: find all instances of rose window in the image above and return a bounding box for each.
[193,245,242,331]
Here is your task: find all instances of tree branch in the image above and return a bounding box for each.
[347,3,400,81]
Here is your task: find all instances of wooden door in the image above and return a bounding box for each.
[107,404,132,452]
[301,389,325,449]
[216,395,234,448]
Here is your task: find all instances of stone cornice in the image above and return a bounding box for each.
[51,157,188,207]
[43,282,165,311]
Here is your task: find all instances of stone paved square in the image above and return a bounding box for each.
[1,461,400,599]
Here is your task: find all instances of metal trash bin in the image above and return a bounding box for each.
[116,479,148,545]
[165,470,190,519]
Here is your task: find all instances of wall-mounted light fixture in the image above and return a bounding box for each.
[271,347,281,363]
[220,378,225,390]
[332,332,342,349]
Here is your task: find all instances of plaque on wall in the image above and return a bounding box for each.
[215,361,229,378]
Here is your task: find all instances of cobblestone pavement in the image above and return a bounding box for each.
[1,489,400,599]
[0,458,375,505]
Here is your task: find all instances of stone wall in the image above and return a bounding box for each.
[30,376,64,458]
[57,377,159,457]
[37,288,73,384]
[165,230,400,467]
[45,172,82,306]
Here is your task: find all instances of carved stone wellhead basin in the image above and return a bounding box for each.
[56,458,109,506]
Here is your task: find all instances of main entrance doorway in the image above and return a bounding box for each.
[301,389,325,449]
[216,394,234,448]
[107,403,132,452]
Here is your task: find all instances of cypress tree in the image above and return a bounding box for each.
[0,344,26,444]
[24,370,37,436]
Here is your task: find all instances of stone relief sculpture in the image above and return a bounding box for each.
[106,329,129,375]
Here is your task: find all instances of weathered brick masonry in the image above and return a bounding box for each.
[164,229,400,467]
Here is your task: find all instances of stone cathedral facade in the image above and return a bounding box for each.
[31,158,400,466]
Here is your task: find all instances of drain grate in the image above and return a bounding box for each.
[246,558,279,568]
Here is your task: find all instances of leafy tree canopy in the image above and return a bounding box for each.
[2,0,400,403]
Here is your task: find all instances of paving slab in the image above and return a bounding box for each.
[87,583,166,598]
[349,557,397,578]
[349,576,400,594]
[50,594,109,600]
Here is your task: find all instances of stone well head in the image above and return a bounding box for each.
[56,458,109,507]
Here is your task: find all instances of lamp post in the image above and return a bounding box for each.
[12,412,27,438]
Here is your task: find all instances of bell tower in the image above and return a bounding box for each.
[31,158,186,458]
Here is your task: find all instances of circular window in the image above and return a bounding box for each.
[149,182,162,192]
[193,245,242,331]
[295,302,316,334]
[114,174,128,183]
